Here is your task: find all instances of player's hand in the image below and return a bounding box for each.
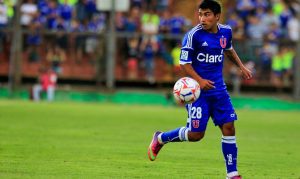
[199,79,215,91]
[240,66,252,80]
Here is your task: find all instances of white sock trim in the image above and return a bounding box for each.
[178,127,189,141]
[157,133,163,144]
[184,128,189,142]
[227,171,239,177]
[222,136,236,144]
[222,136,236,140]
[178,127,185,141]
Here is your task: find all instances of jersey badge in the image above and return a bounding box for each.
[220,36,227,49]
[192,120,200,128]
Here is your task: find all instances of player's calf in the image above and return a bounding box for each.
[188,131,205,141]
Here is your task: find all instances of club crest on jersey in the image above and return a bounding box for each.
[220,36,227,49]
[192,120,200,128]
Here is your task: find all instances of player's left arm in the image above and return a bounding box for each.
[224,48,253,80]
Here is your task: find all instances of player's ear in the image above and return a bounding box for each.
[216,14,220,21]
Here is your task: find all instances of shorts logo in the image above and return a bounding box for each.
[220,36,227,49]
[180,50,189,60]
[192,120,200,128]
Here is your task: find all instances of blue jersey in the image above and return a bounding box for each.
[180,24,233,96]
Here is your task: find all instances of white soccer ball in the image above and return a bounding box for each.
[173,77,201,104]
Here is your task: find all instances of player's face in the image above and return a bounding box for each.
[199,9,220,32]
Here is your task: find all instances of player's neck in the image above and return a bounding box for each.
[206,24,218,34]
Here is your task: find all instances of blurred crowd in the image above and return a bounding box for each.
[0,0,299,88]
[225,0,299,89]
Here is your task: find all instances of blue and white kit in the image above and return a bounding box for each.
[180,24,237,132]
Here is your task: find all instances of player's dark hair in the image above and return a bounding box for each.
[199,0,221,15]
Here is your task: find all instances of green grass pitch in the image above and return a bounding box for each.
[0,100,299,179]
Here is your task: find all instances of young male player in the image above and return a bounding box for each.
[147,0,252,178]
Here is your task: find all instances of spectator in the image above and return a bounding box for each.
[141,8,160,43]
[171,42,181,78]
[246,15,265,58]
[32,67,57,102]
[20,0,38,28]
[159,11,170,34]
[278,2,292,37]
[254,0,269,10]
[169,12,187,35]
[85,15,104,63]
[255,6,266,19]
[46,45,66,74]
[74,0,88,23]
[264,22,281,46]
[58,0,73,30]
[58,0,77,6]
[85,0,97,21]
[46,0,59,30]
[226,12,240,29]
[54,17,68,51]
[282,46,295,86]
[126,37,139,79]
[156,0,169,13]
[258,43,274,82]
[4,0,14,23]
[70,19,86,63]
[287,11,299,42]
[157,39,173,80]
[26,22,42,62]
[140,38,158,83]
[272,0,285,16]
[232,19,245,40]
[236,0,255,21]
[247,15,265,40]
[125,7,141,32]
[261,7,280,29]
[115,12,126,31]
[271,47,284,89]
[38,0,50,18]
[131,0,142,9]
[0,0,8,52]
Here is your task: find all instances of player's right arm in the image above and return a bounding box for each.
[179,31,215,90]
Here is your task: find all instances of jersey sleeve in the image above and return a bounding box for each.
[225,27,233,50]
[179,33,195,65]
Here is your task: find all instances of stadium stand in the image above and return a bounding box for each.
[0,0,299,90]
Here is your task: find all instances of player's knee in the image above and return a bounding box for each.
[188,132,205,142]
[221,122,235,136]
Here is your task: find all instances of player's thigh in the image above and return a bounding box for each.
[211,92,237,126]
[185,95,210,132]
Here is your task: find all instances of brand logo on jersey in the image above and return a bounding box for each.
[202,41,208,46]
[220,36,227,49]
[197,53,223,63]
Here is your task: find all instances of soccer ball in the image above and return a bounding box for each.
[173,77,201,104]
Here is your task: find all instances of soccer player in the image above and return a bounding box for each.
[147,0,252,179]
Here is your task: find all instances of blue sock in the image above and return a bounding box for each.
[159,127,189,144]
[222,136,238,174]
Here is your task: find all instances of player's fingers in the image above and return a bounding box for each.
[245,72,252,79]
[207,80,215,84]
[248,72,253,78]
[206,82,215,89]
